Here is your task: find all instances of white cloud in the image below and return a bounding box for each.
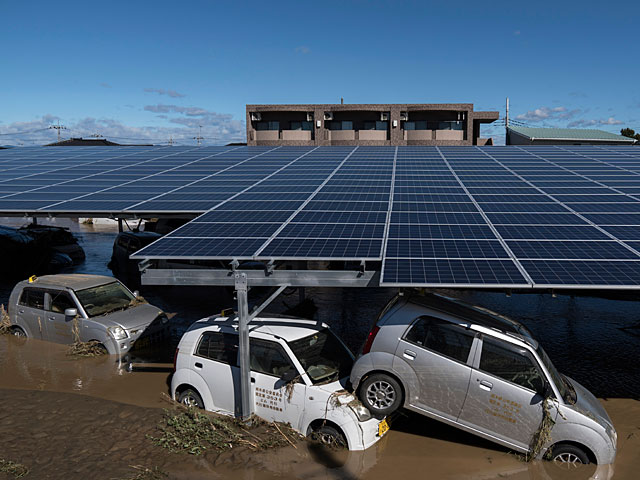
[567,117,624,128]
[0,112,245,146]
[144,88,186,98]
[515,106,581,123]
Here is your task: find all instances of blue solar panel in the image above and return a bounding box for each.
[3,145,640,288]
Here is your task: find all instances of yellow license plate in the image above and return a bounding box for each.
[378,418,389,437]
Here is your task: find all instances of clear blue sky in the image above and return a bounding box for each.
[1,0,638,145]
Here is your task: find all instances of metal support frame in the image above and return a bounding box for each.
[234,272,252,421]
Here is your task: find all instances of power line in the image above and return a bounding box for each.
[50,121,67,142]
[0,127,52,136]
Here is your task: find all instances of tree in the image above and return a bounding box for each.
[620,128,640,141]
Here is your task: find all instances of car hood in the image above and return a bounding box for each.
[88,303,164,330]
[565,376,613,427]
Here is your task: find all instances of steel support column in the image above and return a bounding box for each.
[234,272,252,421]
[118,219,123,233]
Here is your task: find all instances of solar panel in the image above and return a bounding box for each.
[3,144,640,289]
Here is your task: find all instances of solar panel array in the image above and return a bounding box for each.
[1,144,640,289]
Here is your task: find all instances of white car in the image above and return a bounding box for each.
[171,315,388,450]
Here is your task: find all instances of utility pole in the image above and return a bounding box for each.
[193,125,203,146]
[506,97,510,128]
[50,121,67,142]
[168,136,175,146]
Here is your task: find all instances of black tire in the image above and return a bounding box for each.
[309,425,347,449]
[549,444,590,465]
[11,326,27,337]
[359,373,403,417]
[178,388,204,409]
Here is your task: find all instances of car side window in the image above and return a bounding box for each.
[196,332,238,365]
[19,288,45,310]
[249,339,295,378]
[48,291,76,314]
[479,337,545,393]
[404,316,474,364]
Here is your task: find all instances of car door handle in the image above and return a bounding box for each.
[403,349,417,360]
[194,362,203,369]
[18,309,24,314]
[479,380,493,391]
[48,316,56,321]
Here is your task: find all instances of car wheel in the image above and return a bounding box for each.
[549,444,590,465]
[359,373,402,417]
[178,388,204,409]
[309,425,347,449]
[11,327,27,337]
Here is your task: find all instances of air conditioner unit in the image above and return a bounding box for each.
[400,112,409,121]
[250,112,262,122]
[324,112,333,121]
[380,112,389,121]
[306,112,314,122]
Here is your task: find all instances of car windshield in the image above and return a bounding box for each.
[287,328,354,384]
[75,281,135,317]
[537,345,576,405]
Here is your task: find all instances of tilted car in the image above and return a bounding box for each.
[171,315,388,450]
[350,292,616,478]
[7,274,168,361]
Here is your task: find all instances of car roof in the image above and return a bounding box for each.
[20,274,118,290]
[192,315,327,342]
[405,292,536,346]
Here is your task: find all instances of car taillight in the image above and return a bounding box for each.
[362,325,380,354]
[172,347,179,373]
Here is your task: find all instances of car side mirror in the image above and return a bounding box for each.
[64,308,78,317]
[133,290,140,298]
[540,381,553,398]
[281,369,297,384]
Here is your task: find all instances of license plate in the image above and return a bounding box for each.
[378,418,389,437]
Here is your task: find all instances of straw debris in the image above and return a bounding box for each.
[0,459,29,478]
[67,315,107,357]
[117,465,168,480]
[148,407,300,455]
[528,398,555,461]
[0,305,11,335]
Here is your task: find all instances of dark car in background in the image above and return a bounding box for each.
[108,231,161,288]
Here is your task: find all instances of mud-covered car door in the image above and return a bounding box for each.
[250,338,304,425]
[195,331,239,414]
[44,290,79,345]
[16,287,47,339]
[394,316,476,422]
[457,336,545,450]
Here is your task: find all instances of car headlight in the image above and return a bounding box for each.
[108,326,128,340]
[349,403,372,422]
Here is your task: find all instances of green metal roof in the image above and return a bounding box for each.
[507,126,636,143]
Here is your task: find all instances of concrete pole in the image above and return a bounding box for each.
[235,272,252,421]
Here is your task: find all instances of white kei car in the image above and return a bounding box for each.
[171,315,388,450]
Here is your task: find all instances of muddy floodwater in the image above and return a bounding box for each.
[1,219,639,479]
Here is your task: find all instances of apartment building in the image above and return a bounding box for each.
[246,103,498,146]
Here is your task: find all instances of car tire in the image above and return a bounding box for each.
[11,326,27,337]
[178,388,204,409]
[359,373,402,418]
[549,444,590,464]
[309,425,347,449]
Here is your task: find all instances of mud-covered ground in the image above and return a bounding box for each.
[1,218,639,479]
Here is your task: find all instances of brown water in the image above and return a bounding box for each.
[1,335,638,480]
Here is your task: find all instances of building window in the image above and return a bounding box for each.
[363,121,388,131]
[329,121,353,131]
[255,121,280,131]
[404,121,428,131]
[289,121,312,131]
[438,121,463,131]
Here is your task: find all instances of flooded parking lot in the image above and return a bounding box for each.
[1,218,639,479]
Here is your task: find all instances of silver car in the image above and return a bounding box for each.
[7,274,168,361]
[350,292,616,477]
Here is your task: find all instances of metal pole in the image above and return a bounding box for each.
[235,272,252,421]
[32,216,37,225]
[117,218,123,233]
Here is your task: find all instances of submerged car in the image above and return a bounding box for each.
[7,274,168,360]
[350,292,616,475]
[108,230,161,288]
[172,315,388,450]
